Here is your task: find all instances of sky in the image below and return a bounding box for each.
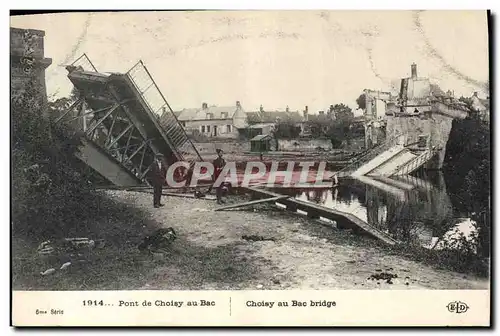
[11,10,489,113]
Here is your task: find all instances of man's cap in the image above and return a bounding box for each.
[156,153,164,157]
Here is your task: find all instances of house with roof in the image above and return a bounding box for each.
[171,101,247,139]
[246,105,305,137]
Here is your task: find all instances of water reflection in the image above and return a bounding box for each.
[275,172,485,253]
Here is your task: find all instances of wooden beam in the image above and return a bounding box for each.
[138,190,217,200]
[243,186,398,245]
[164,192,217,200]
[214,196,290,211]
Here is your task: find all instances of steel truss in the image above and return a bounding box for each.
[54,95,158,186]
[54,54,203,187]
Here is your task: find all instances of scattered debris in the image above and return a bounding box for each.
[138,227,177,254]
[367,271,399,285]
[242,235,276,242]
[60,262,72,270]
[40,268,56,276]
[24,164,52,191]
[36,237,104,276]
[37,238,99,259]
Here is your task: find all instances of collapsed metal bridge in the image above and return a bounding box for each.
[54,54,202,186]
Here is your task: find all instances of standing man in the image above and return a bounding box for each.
[212,149,226,204]
[150,153,167,208]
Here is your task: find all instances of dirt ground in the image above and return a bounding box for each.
[12,190,489,291]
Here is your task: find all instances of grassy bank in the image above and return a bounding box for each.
[13,191,488,290]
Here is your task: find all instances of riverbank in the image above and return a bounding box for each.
[12,190,489,290]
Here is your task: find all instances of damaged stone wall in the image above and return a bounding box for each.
[10,27,52,112]
[385,113,454,170]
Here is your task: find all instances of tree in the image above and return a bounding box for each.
[246,113,260,126]
[458,96,473,110]
[332,103,354,121]
[356,93,367,110]
[275,120,301,139]
[12,77,104,238]
[326,103,355,148]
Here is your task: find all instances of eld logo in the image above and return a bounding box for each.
[447,301,469,314]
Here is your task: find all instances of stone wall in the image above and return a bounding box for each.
[194,141,249,154]
[278,139,333,151]
[385,113,454,169]
[10,27,52,111]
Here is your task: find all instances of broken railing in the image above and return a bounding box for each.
[392,146,440,176]
[332,133,406,179]
[126,61,202,163]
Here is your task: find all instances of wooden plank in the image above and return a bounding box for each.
[97,184,214,191]
[244,186,398,245]
[138,189,217,200]
[163,192,216,200]
[214,196,290,211]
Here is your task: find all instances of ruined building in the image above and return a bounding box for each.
[384,63,470,170]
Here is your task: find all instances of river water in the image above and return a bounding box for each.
[272,171,490,256]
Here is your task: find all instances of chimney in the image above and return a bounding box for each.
[286,105,289,113]
[236,101,241,108]
[303,105,309,121]
[319,111,325,115]
[411,63,417,79]
[259,104,264,113]
[473,92,478,97]
[202,102,208,109]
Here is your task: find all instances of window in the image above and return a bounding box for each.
[226,125,232,133]
[221,112,228,119]
[201,125,205,133]
[207,125,211,133]
[181,121,186,127]
[206,113,214,120]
